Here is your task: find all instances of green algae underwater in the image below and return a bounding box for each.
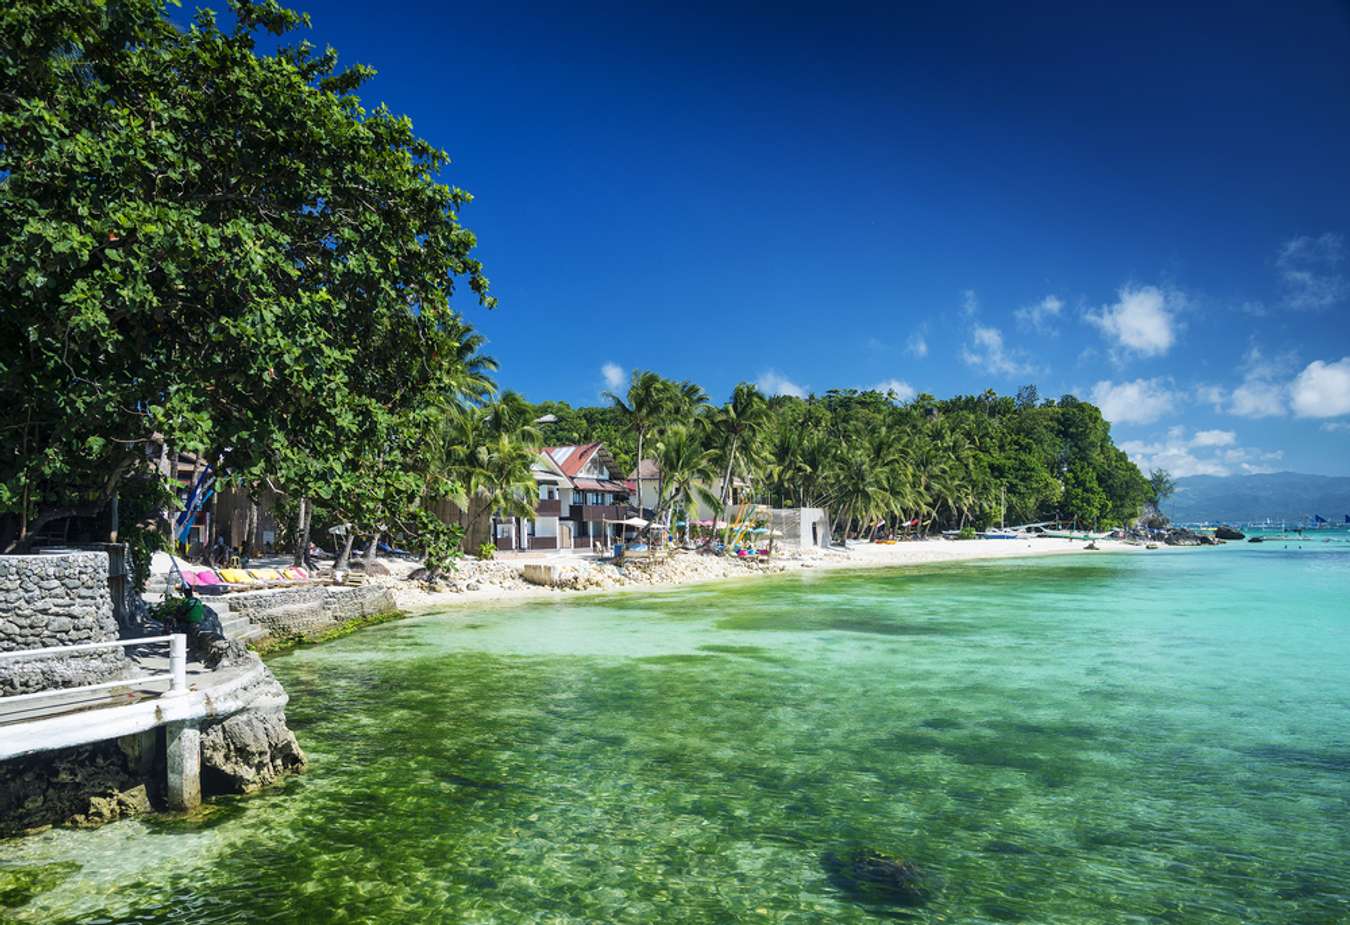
[3,542,1349,923]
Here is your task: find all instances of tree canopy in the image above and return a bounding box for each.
[531,381,1152,535]
[0,0,494,552]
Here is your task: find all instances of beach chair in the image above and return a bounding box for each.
[246,567,304,587]
[178,567,227,594]
[215,567,266,590]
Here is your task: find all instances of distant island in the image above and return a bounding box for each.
[1164,472,1350,524]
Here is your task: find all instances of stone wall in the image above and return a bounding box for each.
[225,585,398,645]
[0,552,128,696]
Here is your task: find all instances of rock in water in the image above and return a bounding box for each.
[821,848,935,908]
[1215,526,1245,540]
[200,667,306,795]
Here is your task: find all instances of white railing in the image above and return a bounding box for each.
[0,634,188,705]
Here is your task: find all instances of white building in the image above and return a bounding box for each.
[494,443,632,552]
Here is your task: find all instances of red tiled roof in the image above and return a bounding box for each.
[543,443,602,478]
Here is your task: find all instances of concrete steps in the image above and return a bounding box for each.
[208,602,263,644]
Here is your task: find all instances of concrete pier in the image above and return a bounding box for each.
[165,720,201,810]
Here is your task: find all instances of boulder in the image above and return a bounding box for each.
[1164,530,1202,547]
[199,666,306,795]
[1215,526,1245,541]
[521,563,564,587]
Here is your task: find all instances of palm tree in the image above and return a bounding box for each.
[434,405,538,552]
[440,317,499,405]
[605,370,677,521]
[484,390,543,447]
[824,447,890,545]
[649,426,721,541]
[706,384,770,534]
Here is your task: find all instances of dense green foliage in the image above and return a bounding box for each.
[533,378,1153,535]
[0,0,494,556]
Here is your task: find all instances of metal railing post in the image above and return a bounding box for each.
[168,633,188,695]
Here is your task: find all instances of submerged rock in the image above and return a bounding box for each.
[821,848,936,908]
[0,739,156,836]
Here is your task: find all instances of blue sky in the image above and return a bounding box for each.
[198,1,1350,475]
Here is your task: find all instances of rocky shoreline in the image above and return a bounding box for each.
[378,537,1159,613]
[0,651,304,838]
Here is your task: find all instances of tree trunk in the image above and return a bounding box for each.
[716,435,738,553]
[242,500,258,561]
[364,533,380,564]
[291,497,310,566]
[335,531,356,570]
[634,431,645,519]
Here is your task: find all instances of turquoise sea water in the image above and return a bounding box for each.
[2,540,1348,923]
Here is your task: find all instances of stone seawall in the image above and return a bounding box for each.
[224,585,399,646]
[0,552,128,695]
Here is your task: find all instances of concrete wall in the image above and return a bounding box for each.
[225,585,398,644]
[0,552,128,695]
[771,507,833,550]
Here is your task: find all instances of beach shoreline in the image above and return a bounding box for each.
[383,537,1161,614]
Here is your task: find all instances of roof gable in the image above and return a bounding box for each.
[544,443,602,478]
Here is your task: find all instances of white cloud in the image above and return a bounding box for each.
[867,379,916,401]
[600,362,627,393]
[1290,357,1350,418]
[905,331,929,358]
[1120,428,1282,478]
[1119,438,1226,478]
[756,370,806,398]
[961,324,1033,377]
[1229,379,1287,418]
[1277,233,1347,310]
[961,290,979,317]
[1225,347,1295,418]
[1195,383,1227,411]
[1014,294,1064,333]
[1085,285,1180,357]
[1322,421,1350,433]
[1089,378,1178,425]
[1190,429,1236,448]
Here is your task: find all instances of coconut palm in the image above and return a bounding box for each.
[648,426,721,541]
[605,370,679,520]
[434,405,538,552]
[706,383,770,528]
[823,447,890,544]
[484,390,543,447]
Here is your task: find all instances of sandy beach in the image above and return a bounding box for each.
[378,537,1157,614]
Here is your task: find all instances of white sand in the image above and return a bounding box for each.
[381,537,1158,614]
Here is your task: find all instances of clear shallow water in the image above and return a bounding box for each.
[3,542,1349,924]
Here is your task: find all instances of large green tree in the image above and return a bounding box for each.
[0,0,495,553]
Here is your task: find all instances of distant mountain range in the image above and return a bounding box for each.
[1164,472,1350,524]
